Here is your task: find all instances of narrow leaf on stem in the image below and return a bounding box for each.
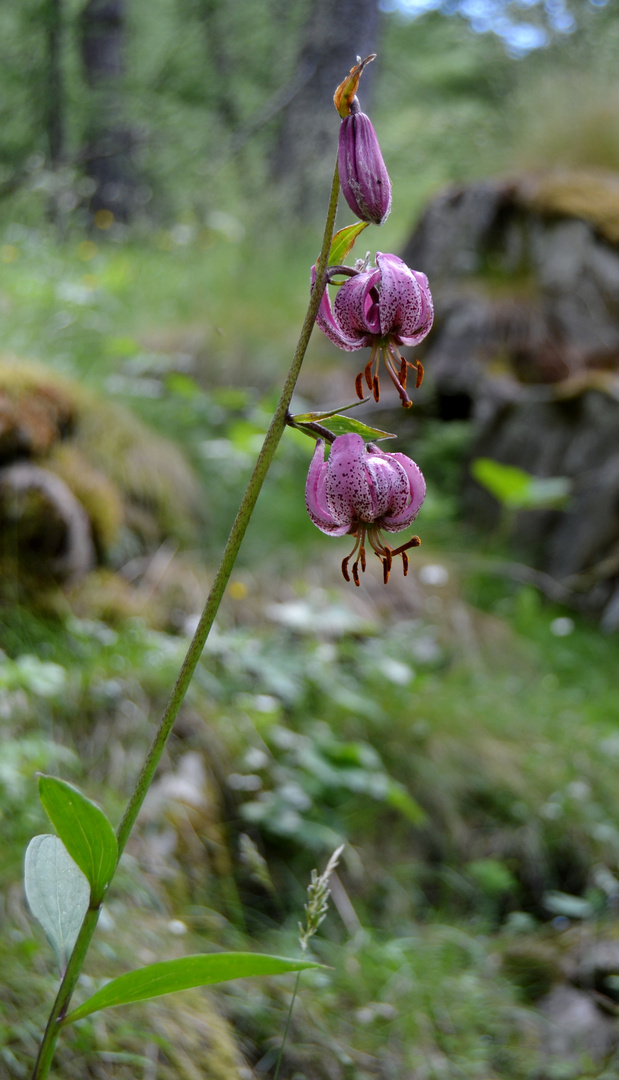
[291,397,370,422]
[326,222,368,268]
[309,415,396,440]
[62,953,323,1024]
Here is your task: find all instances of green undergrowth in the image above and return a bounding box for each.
[2,553,619,1076]
[2,163,619,1079]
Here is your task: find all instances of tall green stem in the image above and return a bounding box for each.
[30,160,340,1080]
[273,970,302,1080]
[116,160,339,855]
[30,906,100,1079]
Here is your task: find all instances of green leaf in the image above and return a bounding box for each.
[471,458,570,510]
[327,222,369,267]
[38,776,118,903]
[164,372,201,399]
[292,404,396,442]
[24,834,89,971]
[319,416,396,441]
[63,953,323,1025]
[466,858,517,896]
[384,780,427,825]
[292,399,369,422]
[105,335,140,358]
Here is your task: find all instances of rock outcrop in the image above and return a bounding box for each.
[0,359,201,593]
[403,171,619,624]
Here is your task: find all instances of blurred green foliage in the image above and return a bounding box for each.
[0,0,616,235]
[2,2,619,1076]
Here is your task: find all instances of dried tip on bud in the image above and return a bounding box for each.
[333,54,376,118]
[338,109,392,226]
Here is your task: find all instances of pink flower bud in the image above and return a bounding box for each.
[338,101,392,227]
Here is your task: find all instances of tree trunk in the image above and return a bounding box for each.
[271,0,382,220]
[44,0,65,166]
[197,0,240,130]
[80,0,137,222]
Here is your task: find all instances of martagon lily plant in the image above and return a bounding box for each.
[22,53,434,1080]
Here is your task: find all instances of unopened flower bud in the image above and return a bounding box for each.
[338,100,392,227]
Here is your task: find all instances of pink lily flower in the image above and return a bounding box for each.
[314,252,433,408]
[305,433,426,585]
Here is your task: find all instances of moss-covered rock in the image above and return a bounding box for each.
[525,169,619,246]
[0,358,202,596]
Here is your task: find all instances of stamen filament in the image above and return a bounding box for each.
[391,535,421,557]
[341,527,368,587]
[384,343,413,408]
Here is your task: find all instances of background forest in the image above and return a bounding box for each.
[2,1,619,1077]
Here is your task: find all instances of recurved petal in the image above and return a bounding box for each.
[363,451,404,520]
[380,452,426,531]
[323,433,375,524]
[312,266,368,352]
[333,268,382,340]
[365,451,413,522]
[305,440,352,535]
[398,269,434,346]
[375,253,434,345]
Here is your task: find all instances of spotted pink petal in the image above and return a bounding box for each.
[380,452,426,531]
[365,449,414,522]
[324,433,375,523]
[305,439,354,535]
[363,451,406,519]
[333,267,382,340]
[374,253,433,346]
[410,270,433,327]
[311,265,369,352]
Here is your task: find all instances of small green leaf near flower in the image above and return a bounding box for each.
[316,415,396,440]
[327,222,369,268]
[292,402,395,442]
